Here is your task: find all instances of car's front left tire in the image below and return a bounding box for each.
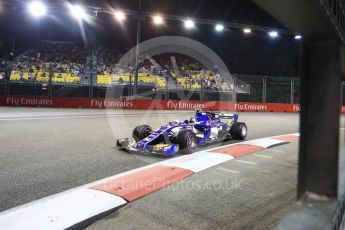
[175,129,196,154]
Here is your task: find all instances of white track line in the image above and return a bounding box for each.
[265,149,283,154]
[217,167,239,174]
[0,112,191,121]
[253,154,273,159]
[236,160,258,165]
[0,115,115,121]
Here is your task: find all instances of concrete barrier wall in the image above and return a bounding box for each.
[0,95,331,113]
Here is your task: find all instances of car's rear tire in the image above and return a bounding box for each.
[230,122,247,140]
[176,129,196,154]
[132,125,152,141]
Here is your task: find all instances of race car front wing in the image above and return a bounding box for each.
[116,138,179,157]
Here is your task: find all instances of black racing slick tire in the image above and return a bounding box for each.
[230,122,247,140]
[132,125,152,141]
[176,129,196,154]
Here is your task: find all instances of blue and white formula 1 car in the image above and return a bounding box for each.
[116,110,247,157]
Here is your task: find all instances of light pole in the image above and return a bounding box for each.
[133,0,142,97]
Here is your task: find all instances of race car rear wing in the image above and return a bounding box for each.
[196,110,239,122]
[214,112,239,121]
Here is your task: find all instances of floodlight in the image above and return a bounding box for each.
[114,10,126,22]
[27,1,47,18]
[268,30,279,38]
[70,4,87,20]
[215,24,224,32]
[294,34,302,40]
[152,14,164,25]
[184,19,195,29]
[243,28,251,34]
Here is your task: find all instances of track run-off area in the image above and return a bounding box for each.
[0,107,305,229]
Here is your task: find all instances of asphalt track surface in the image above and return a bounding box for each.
[0,107,300,228]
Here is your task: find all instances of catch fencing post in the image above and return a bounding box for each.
[262,76,267,103]
[290,79,295,104]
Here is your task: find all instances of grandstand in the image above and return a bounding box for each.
[95,50,236,91]
[9,41,87,84]
[4,41,251,100]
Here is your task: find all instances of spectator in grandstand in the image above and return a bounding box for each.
[0,60,6,68]
[49,72,53,82]
[0,72,5,81]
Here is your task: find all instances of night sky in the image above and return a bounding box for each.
[0,0,298,76]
